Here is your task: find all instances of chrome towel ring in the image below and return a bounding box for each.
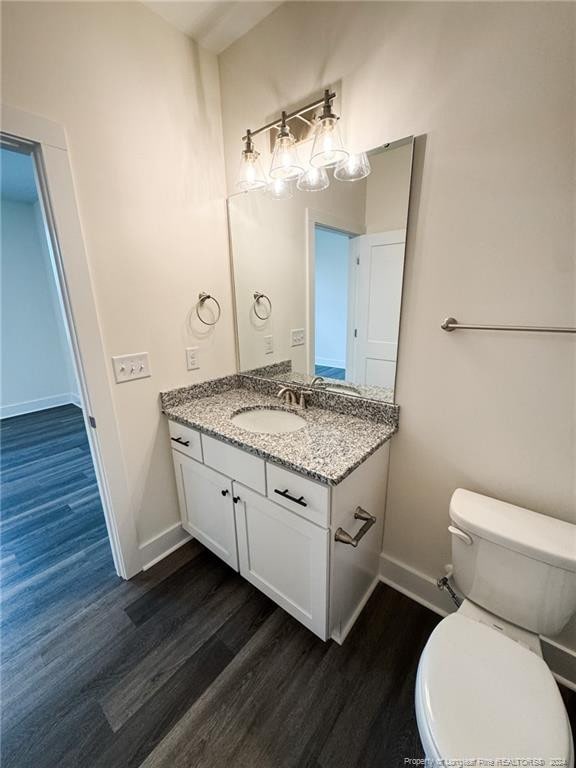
[196,292,221,326]
[253,291,272,320]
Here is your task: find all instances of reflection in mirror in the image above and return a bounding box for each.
[228,137,414,402]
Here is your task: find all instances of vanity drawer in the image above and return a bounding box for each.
[266,463,330,528]
[168,420,203,462]
[202,434,266,495]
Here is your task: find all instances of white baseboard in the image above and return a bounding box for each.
[379,552,576,690]
[0,392,82,419]
[332,576,380,645]
[139,522,191,571]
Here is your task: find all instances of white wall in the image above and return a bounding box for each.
[315,227,349,369]
[1,2,235,544]
[219,2,576,652]
[229,174,366,371]
[1,197,78,417]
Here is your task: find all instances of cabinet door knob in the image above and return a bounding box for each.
[233,496,241,504]
[221,489,229,497]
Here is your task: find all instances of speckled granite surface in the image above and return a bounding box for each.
[243,360,394,403]
[161,379,397,485]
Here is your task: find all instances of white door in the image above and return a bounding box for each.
[349,230,406,387]
[233,483,329,639]
[172,450,238,570]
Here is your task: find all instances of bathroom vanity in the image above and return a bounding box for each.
[161,134,412,642]
[161,376,398,642]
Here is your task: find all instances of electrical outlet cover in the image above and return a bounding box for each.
[186,346,200,371]
[264,335,274,355]
[291,328,305,347]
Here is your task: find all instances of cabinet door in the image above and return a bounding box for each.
[172,450,238,571]
[234,483,329,639]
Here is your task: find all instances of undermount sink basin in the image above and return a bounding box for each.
[231,407,307,434]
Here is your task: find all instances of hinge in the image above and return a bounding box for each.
[356,257,360,265]
[88,416,97,428]
[354,329,358,338]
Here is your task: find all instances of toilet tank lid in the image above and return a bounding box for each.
[449,489,576,573]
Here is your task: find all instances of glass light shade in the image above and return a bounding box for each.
[269,132,304,180]
[334,151,371,182]
[236,149,267,191]
[310,117,348,168]
[296,165,329,192]
[267,177,293,200]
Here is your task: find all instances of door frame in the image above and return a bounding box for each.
[1,104,141,578]
[305,209,365,377]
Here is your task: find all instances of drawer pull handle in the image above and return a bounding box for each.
[171,436,191,447]
[335,507,376,547]
[274,488,307,507]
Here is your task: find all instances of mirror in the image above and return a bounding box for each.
[228,136,414,402]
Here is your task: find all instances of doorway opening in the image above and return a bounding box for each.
[0,145,116,626]
[313,226,353,380]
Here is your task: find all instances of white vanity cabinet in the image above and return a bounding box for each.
[169,420,389,642]
[172,450,238,570]
[234,483,329,637]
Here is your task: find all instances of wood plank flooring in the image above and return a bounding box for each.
[2,406,575,767]
[314,365,346,381]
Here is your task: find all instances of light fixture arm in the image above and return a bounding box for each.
[320,89,337,121]
[242,91,337,143]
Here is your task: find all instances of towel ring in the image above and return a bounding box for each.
[253,291,272,321]
[196,292,221,326]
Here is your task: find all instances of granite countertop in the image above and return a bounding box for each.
[162,384,397,486]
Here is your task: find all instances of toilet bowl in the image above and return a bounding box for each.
[415,610,574,767]
[415,489,576,767]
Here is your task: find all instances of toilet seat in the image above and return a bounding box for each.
[415,612,574,767]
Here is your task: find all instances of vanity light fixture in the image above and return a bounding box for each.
[310,90,348,168]
[237,88,370,193]
[269,112,304,180]
[236,129,267,191]
[297,165,329,192]
[334,151,371,182]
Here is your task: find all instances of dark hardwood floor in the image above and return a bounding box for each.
[314,365,346,381]
[1,406,575,767]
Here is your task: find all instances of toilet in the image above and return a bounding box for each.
[415,488,576,767]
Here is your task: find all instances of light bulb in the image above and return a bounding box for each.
[297,165,329,192]
[268,177,293,199]
[334,151,371,182]
[236,130,267,191]
[310,116,348,168]
[270,114,304,180]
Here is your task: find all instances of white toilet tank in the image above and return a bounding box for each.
[449,489,576,636]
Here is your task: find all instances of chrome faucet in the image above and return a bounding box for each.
[277,386,307,409]
[311,376,325,387]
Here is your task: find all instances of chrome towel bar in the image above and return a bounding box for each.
[441,316,576,334]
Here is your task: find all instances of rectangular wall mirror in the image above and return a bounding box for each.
[228,136,414,402]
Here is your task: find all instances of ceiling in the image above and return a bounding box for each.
[144,1,282,54]
[1,148,38,204]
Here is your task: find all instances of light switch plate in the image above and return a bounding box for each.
[264,335,274,355]
[112,353,151,383]
[186,346,200,371]
[291,328,305,347]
